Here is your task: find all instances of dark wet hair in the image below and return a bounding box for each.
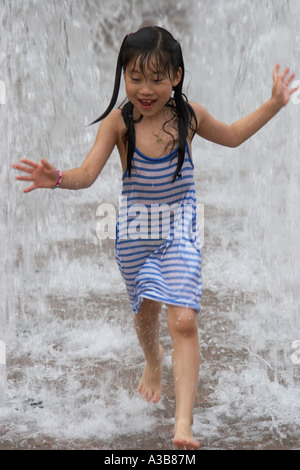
[91,26,197,181]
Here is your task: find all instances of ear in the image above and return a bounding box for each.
[172,67,183,88]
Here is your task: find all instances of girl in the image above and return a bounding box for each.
[13,26,296,450]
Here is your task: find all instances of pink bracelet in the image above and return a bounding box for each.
[53,169,62,189]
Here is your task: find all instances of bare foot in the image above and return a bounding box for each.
[173,418,200,450]
[137,345,164,403]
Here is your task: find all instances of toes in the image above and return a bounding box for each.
[174,438,200,450]
[173,438,185,449]
[137,384,153,402]
[152,391,161,403]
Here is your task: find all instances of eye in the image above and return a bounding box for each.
[131,74,144,83]
[152,72,166,83]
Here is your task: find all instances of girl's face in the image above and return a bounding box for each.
[124,57,182,118]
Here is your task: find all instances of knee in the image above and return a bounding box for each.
[138,298,162,317]
[135,299,161,329]
[167,308,198,338]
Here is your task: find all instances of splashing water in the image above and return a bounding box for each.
[1,0,300,450]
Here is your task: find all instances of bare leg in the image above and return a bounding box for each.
[134,298,164,403]
[167,305,200,450]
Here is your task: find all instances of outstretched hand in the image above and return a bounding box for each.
[12,158,59,193]
[272,64,297,107]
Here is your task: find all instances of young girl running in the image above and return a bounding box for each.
[13,26,296,450]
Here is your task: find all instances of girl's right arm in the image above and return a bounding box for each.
[13,109,121,193]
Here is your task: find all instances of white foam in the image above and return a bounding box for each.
[0,342,5,365]
[2,0,300,450]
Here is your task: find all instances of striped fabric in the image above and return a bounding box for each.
[115,143,202,314]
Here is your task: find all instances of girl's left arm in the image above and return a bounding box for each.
[192,64,297,148]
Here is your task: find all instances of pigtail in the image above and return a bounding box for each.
[89,35,128,125]
[173,64,186,181]
[171,46,197,181]
[121,102,135,177]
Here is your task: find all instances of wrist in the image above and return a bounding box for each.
[269,96,284,113]
[53,169,62,189]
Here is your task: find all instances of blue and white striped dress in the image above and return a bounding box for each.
[115,143,202,314]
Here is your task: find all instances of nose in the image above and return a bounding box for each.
[140,81,153,95]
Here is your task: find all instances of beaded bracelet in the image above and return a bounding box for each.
[53,169,62,189]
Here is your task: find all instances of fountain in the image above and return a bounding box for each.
[1,0,300,449]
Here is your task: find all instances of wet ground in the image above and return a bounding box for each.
[1,240,300,450]
[2,0,300,452]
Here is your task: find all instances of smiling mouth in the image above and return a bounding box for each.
[139,99,156,108]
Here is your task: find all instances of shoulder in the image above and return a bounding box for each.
[187,102,216,135]
[188,102,208,122]
[101,108,124,127]
[95,108,125,141]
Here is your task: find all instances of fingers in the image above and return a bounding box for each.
[281,66,290,77]
[12,159,37,190]
[15,174,33,182]
[20,158,39,168]
[40,158,52,170]
[273,63,280,79]
[12,158,39,173]
[23,184,37,194]
[274,64,295,82]
[273,64,296,91]
[12,163,33,174]
[285,72,296,87]
[12,167,36,192]
[273,64,288,80]
[291,83,299,94]
[280,67,292,85]
[12,158,53,174]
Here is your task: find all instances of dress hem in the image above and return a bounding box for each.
[132,293,201,315]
